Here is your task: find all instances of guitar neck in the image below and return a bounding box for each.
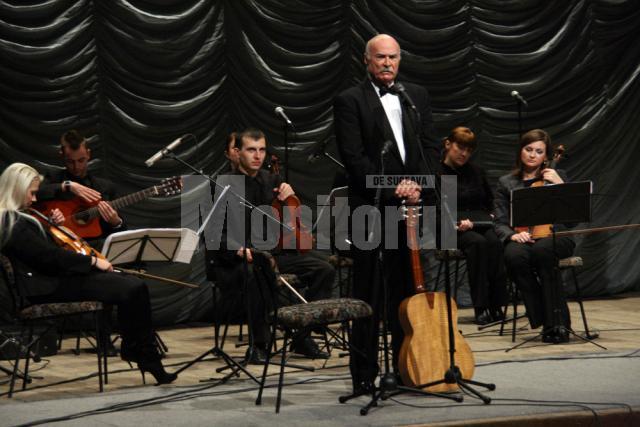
[77,187,156,221]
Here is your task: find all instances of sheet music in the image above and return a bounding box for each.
[101,228,198,265]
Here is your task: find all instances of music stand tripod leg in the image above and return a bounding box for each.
[419,250,495,404]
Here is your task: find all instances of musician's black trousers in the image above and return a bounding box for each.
[29,272,155,350]
[457,227,508,309]
[503,237,575,329]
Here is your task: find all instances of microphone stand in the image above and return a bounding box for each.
[516,98,524,138]
[165,153,293,384]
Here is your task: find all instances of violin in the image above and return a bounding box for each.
[28,208,198,289]
[514,145,565,239]
[269,155,313,252]
[397,203,475,392]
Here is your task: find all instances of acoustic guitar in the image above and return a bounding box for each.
[34,177,182,238]
[398,204,475,392]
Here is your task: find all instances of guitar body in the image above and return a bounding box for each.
[398,291,475,392]
[33,177,182,239]
[34,199,102,238]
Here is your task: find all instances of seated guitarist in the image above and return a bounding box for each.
[36,129,125,355]
[37,129,125,250]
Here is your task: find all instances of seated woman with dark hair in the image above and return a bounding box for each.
[494,129,574,343]
[440,126,508,325]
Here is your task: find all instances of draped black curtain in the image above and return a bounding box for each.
[2,0,639,325]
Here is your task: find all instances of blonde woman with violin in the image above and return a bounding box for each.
[0,163,177,383]
[494,129,574,344]
[440,127,508,325]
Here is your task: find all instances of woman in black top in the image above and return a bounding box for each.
[0,163,177,383]
[494,129,574,343]
[441,127,508,324]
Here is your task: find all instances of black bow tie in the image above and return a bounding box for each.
[378,84,395,97]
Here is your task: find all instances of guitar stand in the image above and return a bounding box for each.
[419,250,495,404]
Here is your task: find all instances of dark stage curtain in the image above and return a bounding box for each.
[1,0,639,325]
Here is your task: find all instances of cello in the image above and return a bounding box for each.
[269,155,313,252]
[397,204,475,392]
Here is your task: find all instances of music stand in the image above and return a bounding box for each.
[507,181,603,350]
[101,228,198,355]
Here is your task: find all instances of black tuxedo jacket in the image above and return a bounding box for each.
[333,80,440,207]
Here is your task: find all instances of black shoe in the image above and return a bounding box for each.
[138,360,178,385]
[291,337,330,359]
[351,380,375,396]
[474,310,493,325]
[542,327,570,344]
[245,346,268,365]
[489,308,505,323]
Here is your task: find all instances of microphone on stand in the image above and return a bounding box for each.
[274,106,294,127]
[510,90,528,107]
[307,141,327,164]
[145,136,187,167]
[390,83,417,112]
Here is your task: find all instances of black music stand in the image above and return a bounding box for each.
[507,181,603,350]
[102,228,198,355]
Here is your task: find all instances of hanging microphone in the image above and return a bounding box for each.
[381,140,394,156]
[510,90,528,107]
[391,83,417,112]
[145,136,186,167]
[274,106,294,127]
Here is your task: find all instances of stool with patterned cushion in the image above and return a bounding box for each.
[0,254,108,397]
[256,297,372,413]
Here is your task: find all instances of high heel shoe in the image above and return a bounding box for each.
[138,360,178,385]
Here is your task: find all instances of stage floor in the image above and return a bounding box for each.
[2,293,640,426]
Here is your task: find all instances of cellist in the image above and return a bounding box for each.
[494,129,574,344]
[207,128,334,363]
[0,163,177,383]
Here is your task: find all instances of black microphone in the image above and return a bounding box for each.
[391,83,417,112]
[510,90,528,107]
[274,106,294,127]
[307,141,327,164]
[145,136,186,167]
[381,140,394,156]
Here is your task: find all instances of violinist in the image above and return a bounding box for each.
[209,128,334,363]
[494,129,574,344]
[0,163,177,383]
[440,127,508,325]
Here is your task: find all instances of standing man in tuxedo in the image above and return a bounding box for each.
[333,34,440,393]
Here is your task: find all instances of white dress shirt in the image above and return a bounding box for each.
[372,81,406,163]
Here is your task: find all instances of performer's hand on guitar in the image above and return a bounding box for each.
[236,247,253,263]
[96,201,123,227]
[68,182,102,203]
[511,231,535,244]
[274,183,295,201]
[395,179,421,205]
[49,208,65,226]
[457,219,474,232]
